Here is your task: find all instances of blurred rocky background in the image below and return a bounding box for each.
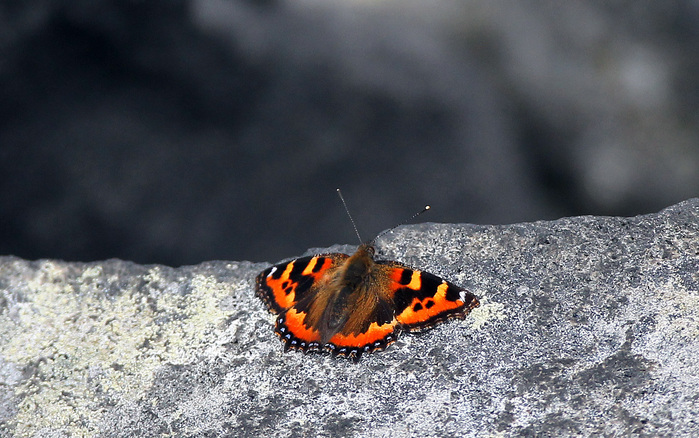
[1,0,697,265]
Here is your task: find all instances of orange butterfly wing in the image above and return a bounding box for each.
[377,261,480,331]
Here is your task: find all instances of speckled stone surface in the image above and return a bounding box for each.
[1,199,698,437]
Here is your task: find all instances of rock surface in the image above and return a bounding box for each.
[1,199,698,437]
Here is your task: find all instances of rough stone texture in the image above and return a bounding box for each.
[1,198,698,437]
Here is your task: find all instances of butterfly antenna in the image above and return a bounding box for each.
[372,205,431,244]
[337,188,363,244]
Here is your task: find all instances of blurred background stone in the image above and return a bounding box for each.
[1,0,697,265]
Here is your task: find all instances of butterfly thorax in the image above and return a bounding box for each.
[341,244,375,290]
[317,244,380,343]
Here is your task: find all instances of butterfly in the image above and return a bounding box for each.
[255,191,479,362]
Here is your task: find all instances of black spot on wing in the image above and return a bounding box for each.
[287,256,312,281]
[392,271,443,313]
[311,259,325,273]
[285,256,327,302]
[397,268,413,285]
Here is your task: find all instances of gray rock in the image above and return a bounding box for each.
[1,198,697,437]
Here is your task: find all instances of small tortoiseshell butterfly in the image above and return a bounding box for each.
[255,191,480,362]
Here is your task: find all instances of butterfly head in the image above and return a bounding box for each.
[356,242,376,259]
